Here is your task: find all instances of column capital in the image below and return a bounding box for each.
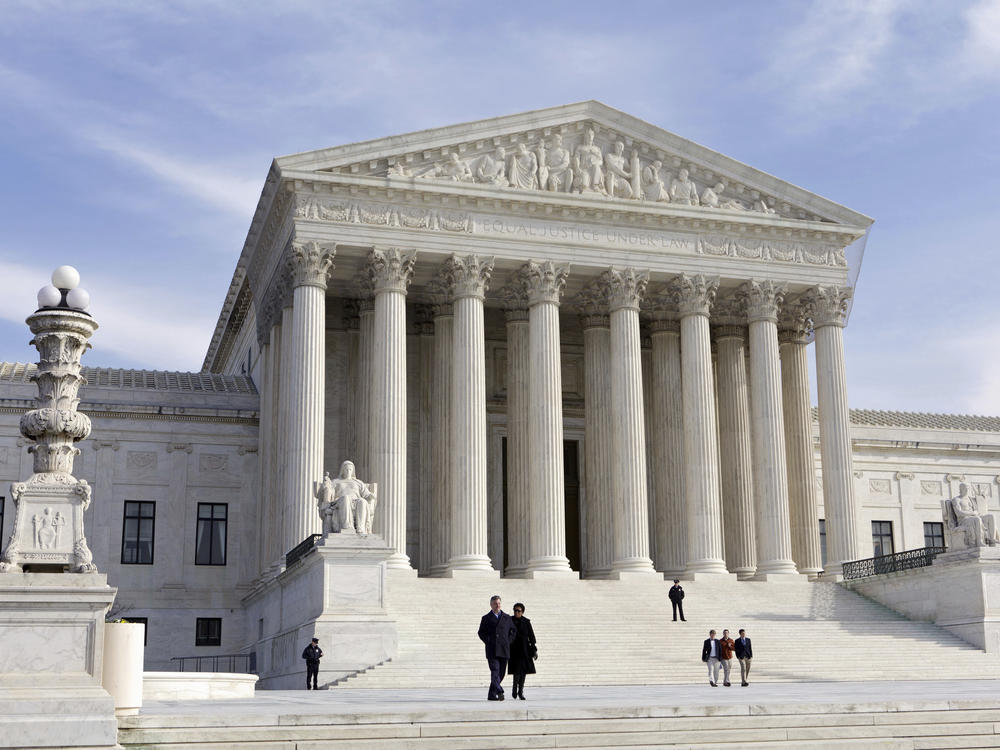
[520,260,570,306]
[499,276,529,322]
[739,279,787,323]
[288,241,336,289]
[277,274,294,310]
[255,296,277,348]
[367,247,416,294]
[426,279,454,319]
[712,324,746,342]
[778,297,812,345]
[603,267,649,312]
[414,304,435,335]
[808,285,853,328]
[711,291,747,326]
[649,317,680,334]
[574,282,610,329]
[665,274,719,317]
[444,253,494,301]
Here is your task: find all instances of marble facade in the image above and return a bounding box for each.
[3,103,1000,674]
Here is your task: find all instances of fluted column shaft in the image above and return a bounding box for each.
[368,248,415,569]
[275,303,293,561]
[429,306,453,575]
[356,299,375,481]
[284,242,335,553]
[264,320,284,566]
[447,255,494,572]
[417,309,434,573]
[672,275,727,575]
[583,317,613,577]
[650,321,686,578]
[812,285,859,576]
[525,261,572,574]
[744,280,797,576]
[714,327,756,578]
[505,306,531,576]
[780,326,823,576]
[255,336,273,574]
[606,269,656,575]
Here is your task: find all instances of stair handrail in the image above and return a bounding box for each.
[842,546,946,580]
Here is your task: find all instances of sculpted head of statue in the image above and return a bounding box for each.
[958,483,969,498]
[679,168,689,181]
[584,128,595,145]
[496,146,506,160]
[613,141,625,155]
[339,460,356,480]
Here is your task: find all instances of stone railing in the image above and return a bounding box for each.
[842,546,945,580]
[285,534,322,569]
[170,653,257,674]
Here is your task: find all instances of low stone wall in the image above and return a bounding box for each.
[842,547,1000,653]
[143,672,258,700]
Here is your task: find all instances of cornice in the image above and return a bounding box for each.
[0,404,258,426]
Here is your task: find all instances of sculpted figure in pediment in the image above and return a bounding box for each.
[642,160,670,202]
[475,147,508,187]
[388,163,412,177]
[603,141,635,199]
[573,128,606,194]
[508,143,539,190]
[421,153,473,182]
[701,182,747,211]
[752,197,776,215]
[669,168,699,206]
[538,134,573,192]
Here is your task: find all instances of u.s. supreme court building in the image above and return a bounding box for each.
[3,102,1000,685]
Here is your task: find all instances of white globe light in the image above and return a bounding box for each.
[66,287,90,311]
[51,265,80,290]
[37,285,62,308]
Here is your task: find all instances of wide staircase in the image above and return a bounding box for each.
[339,573,997,687]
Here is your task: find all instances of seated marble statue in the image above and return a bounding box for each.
[475,147,508,187]
[946,483,1000,548]
[315,461,378,536]
[641,161,669,202]
[669,168,699,205]
[421,153,473,182]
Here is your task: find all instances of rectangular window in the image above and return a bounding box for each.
[121,501,155,564]
[195,503,228,565]
[195,617,222,647]
[819,519,827,566]
[924,521,945,549]
[872,520,894,557]
[128,617,149,646]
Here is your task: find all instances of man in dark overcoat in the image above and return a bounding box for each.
[668,579,686,621]
[477,594,517,701]
[301,637,323,690]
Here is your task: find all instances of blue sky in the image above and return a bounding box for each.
[2,0,999,414]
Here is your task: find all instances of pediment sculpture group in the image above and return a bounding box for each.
[314,460,378,536]
[388,127,778,215]
[943,483,1000,550]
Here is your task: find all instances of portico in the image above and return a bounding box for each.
[209,102,871,582]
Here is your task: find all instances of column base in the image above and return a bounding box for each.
[385,552,413,571]
[522,569,580,579]
[445,555,495,573]
[683,559,730,576]
[611,557,658,576]
[753,560,800,578]
[441,568,500,579]
[752,571,810,582]
[734,567,757,581]
[821,561,846,581]
[524,555,573,575]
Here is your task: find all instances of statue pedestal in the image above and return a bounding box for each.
[0,573,119,749]
[244,533,397,689]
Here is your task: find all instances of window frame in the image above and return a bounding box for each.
[871,520,895,557]
[120,500,156,565]
[195,502,229,566]
[923,521,945,549]
[195,617,222,647]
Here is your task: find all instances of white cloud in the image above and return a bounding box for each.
[0,258,212,371]
[960,0,1000,78]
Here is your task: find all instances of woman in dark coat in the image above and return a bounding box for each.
[508,602,536,700]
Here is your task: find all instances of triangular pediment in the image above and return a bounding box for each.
[275,101,872,229]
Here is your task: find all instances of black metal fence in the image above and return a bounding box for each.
[842,546,945,580]
[285,533,321,568]
[171,653,257,673]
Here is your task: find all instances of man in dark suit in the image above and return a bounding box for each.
[668,579,686,621]
[701,629,721,686]
[477,594,517,701]
[735,628,753,686]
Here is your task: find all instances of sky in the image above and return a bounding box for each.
[1,0,999,414]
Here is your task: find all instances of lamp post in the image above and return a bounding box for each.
[0,265,99,572]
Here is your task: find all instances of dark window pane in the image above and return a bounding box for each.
[872,521,894,557]
[195,617,222,646]
[924,521,945,548]
[195,504,228,566]
[121,501,155,565]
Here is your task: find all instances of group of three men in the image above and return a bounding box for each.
[701,628,753,687]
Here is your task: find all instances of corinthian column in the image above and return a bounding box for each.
[274,284,293,563]
[255,299,275,575]
[284,241,336,552]
[523,261,574,575]
[668,274,728,576]
[502,281,531,577]
[416,305,434,573]
[445,254,495,573]
[780,300,823,577]
[742,280,798,577]
[712,315,757,580]
[649,312,686,579]
[577,285,613,578]
[810,284,859,577]
[605,268,657,575]
[367,247,416,569]
[355,278,376,482]
[428,286,453,576]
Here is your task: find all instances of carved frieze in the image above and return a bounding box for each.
[126,451,157,472]
[199,454,228,473]
[922,480,943,495]
[869,479,892,494]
